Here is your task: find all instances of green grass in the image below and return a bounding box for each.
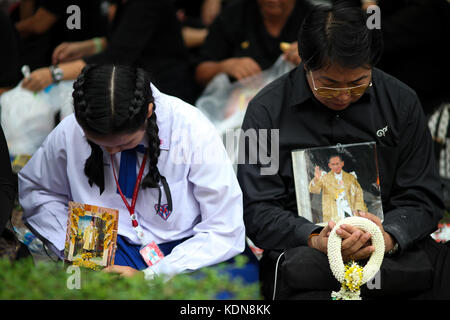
[0,255,261,300]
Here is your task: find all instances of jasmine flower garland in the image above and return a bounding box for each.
[327,216,385,300]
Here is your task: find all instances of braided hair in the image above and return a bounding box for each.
[72,64,162,194]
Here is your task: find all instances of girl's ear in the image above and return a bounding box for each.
[147,103,154,118]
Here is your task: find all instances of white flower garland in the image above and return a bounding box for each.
[327,216,385,300]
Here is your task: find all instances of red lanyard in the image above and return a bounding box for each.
[111,152,148,228]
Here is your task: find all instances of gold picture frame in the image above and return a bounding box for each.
[64,201,119,270]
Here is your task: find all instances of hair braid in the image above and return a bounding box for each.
[85,140,105,194]
[142,110,161,189]
[73,64,106,194]
[73,65,161,194]
[72,64,94,120]
[129,68,149,121]
[131,67,161,189]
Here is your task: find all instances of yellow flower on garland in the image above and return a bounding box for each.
[328,217,385,301]
[343,261,363,292]
[332,261,364,300]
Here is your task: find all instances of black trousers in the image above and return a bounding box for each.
[260,236,450,300]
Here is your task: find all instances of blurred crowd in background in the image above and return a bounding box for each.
[0,0,448,115]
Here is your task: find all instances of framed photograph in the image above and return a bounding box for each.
[292,142,383,226]
[64,201,119,270]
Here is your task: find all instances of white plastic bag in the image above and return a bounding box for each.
[46,80,75,119]
[196,56,295,130]
[196,56,296,169]
[0,80,74,156]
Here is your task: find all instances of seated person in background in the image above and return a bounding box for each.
[13,0,107,70]
[19,65,245,279]
[173,0,223,49]
[335,0,450,116]
[0,10,21,95]
[22,0,198,104]
[194,0,313,87]
[237,2,450,299]
[0,123,16,238]
[0,123,25,261]
[375,0,450,116]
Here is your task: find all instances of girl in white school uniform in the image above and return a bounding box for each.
[18,65,246,279]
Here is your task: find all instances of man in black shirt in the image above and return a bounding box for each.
[14,0,108,70]
[0,10,21,95]
[195,0,313,86]
[333,0,450,116]
[237,2,449,299]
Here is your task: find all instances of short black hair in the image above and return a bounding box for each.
[328,154,344,163]
[298,1,383,71]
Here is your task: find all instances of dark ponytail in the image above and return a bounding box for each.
[72,65,164,194]
[72,64,106,193]
[133,68,161,189]
[142,111,161,188]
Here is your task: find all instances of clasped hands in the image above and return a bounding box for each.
[308,211,395,262]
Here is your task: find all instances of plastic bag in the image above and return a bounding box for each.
[196,56,295,132]
[196,56,295,168]
[46,80,75,119]
[0,80,74,156]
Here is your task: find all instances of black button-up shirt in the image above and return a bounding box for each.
[196,0,312,70]
[237,64,445,254]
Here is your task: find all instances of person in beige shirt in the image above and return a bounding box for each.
[82,219,98,252]
[309,155,367,222]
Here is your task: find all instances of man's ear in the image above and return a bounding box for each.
[147,102,154,118]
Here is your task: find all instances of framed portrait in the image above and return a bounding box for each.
[64,201,119,270]
[292,142,383,226]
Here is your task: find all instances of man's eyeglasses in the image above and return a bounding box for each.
[309,70,372,98]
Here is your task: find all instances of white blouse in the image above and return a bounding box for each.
[18,84,245,277]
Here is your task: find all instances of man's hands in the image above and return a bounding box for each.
[52,41,94,65]
[280,41,301,65]
[219,57,262,81]
[308,212,395,261]
[357,211,395,253]
[308,220,335,254]
[21,67,52,92]
[335,221,374,261]
[313,165,322,182]
[21,60,86,92]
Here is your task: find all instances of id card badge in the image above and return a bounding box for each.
[140,241,164,267]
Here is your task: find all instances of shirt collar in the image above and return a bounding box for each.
[287,64,313,107]
[334,171,343,180]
